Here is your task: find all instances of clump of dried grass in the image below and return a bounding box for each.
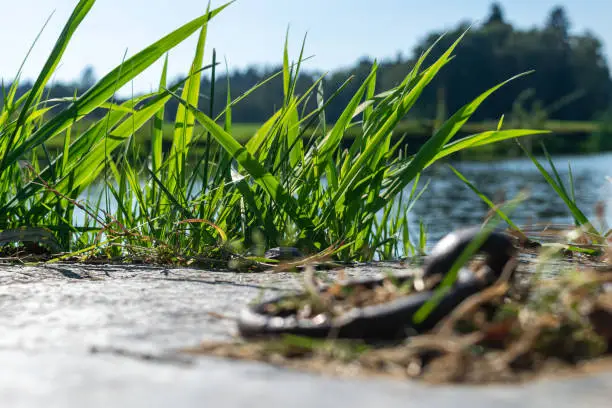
[183,246,612,384]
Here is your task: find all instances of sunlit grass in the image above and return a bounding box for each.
[0,0,548,264]
[37,119,593,156]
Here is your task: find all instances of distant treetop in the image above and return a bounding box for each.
[485,2,506,26]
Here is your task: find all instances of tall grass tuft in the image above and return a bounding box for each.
[0,1,548,264]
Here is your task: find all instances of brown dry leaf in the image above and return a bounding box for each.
[326,282,344,298]
[482,318,518,343]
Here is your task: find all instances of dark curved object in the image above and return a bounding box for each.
[422,226,516,283]
[238,272,490,342]
[237,226,517,342]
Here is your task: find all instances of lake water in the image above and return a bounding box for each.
[411,152,612,243]
[78,152,612,248]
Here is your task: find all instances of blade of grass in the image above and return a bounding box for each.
[517,140,598,237]
[169,91,318,235]
[0,2,232,174]
[1,0,94,170]
[448,164,527,239]
[413,191,527,324]
[382,72,535,204]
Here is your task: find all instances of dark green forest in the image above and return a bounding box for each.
[169,3,612,124]
[6,3,612,152]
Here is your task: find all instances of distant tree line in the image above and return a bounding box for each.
[165,3,612,125]
[6,3,612,127]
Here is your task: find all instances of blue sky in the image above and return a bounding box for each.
[2,0,611,96]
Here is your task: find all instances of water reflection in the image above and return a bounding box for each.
[409,153,612,243]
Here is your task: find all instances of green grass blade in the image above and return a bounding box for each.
[323,36,465,222]
[0,2,232,175]
[315,67,377,181]
[517,141,597,235]
[1,0,94,169]
[282,27,291,102]
[542,143,571,200]
[383,71,534,203]
[152,54,168,176]
[413,192,525,324]
[425,129,550,167]
[170,91,317,235]
[39,92,176,205]
[448,164,524,235]
[201,47,217,197]
[168,4,213,186]
[568,162,576,203]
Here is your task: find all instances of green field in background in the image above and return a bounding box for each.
[52,119,599,151]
